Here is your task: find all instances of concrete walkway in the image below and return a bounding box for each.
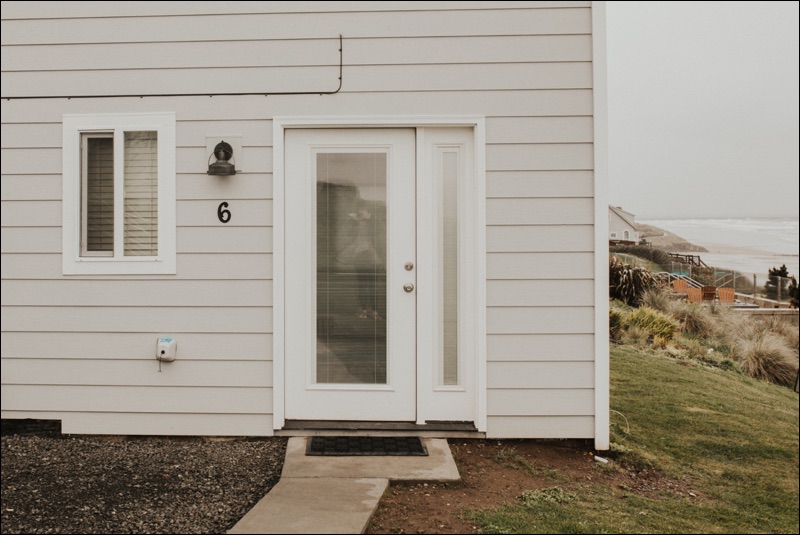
[229,437,460,534]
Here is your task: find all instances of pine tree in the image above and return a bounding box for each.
[764,264,790,300]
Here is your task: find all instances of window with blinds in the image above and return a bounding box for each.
[80,131,158,258]
[63,112,175,275]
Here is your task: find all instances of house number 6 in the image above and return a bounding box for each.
[217,202,231,223]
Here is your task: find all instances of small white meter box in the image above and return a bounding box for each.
[156,337,177,362]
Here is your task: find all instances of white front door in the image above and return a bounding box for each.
[284,129,417,420]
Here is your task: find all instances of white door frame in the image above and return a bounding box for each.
[273,116,487,431]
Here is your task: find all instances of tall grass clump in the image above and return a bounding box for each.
[668,301,716,337]
[609,307,625,342]
[639,287,672,312]
[620,325,651,348]
[759,316,800,353]
[736,333,798,387]
[624,307,679,342]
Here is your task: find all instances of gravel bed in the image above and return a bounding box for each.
[1,427,286,534]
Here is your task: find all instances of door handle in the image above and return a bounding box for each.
[403,283,415,293]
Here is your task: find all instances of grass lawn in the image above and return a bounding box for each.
[466,346,799,534]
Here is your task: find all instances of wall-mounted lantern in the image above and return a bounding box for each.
[207,141,236,176]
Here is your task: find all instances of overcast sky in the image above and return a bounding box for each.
[606,1,799,219]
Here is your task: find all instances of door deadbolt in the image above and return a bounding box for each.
[404,262,414,271]
[403,283,415,293]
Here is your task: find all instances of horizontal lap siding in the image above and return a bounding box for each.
[1,307,273,334]
[1,2,596,438]
[488,390,594,416]
[488,334,594,361]
[3,64,592,96]
[1,359,273,387]
[486,416,594,438]
[2,3,591,19]
[1,117,275,434]
[2,385,272,414]
[1,8,591,45]
[1,332,272,360]
[0,91,594,123]
[1,280,272,306]
[476,5,595,438]
[1,253,274,280]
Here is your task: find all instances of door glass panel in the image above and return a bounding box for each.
[440,150,459,385]
[316,153,387,384]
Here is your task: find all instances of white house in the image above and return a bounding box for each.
[609,205,639,243]
[0,1,609,449]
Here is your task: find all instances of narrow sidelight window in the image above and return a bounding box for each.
[440,149,459,386]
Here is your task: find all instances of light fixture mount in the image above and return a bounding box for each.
[208,141,236,176]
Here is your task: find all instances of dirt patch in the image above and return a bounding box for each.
[367,439,696,534]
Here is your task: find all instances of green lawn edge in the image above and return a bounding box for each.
[468,346,799,534]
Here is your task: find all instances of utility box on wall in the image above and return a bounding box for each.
[156,338,177,362]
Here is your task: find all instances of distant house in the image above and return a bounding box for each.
[609,206,639,243]
[0,1,609,450]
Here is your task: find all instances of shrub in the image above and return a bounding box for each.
[609,307,625,342]
[624,307,679,342]
[609,258,662,306]
[764,264,791,300]
[639,287,672,312]
[736,333,798,387]
[691,266,717,286]
[619,325,650,347]
[668,301,716,337]
[609,244,672,266]
[710,306,751,348]
[652,335,670,349]
[759,316,800,353]
[678,337,707,360]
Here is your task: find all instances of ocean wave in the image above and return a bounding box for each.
[639,218,799,276]
[646,218,799,234]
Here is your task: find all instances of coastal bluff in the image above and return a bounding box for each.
[638,223,708,253]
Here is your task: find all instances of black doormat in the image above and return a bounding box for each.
[306,436,428,456]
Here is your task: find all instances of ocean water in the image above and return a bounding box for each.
[640,218,799,278]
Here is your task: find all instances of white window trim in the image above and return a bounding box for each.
[272,116,487,432]
[62,112,176,275]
